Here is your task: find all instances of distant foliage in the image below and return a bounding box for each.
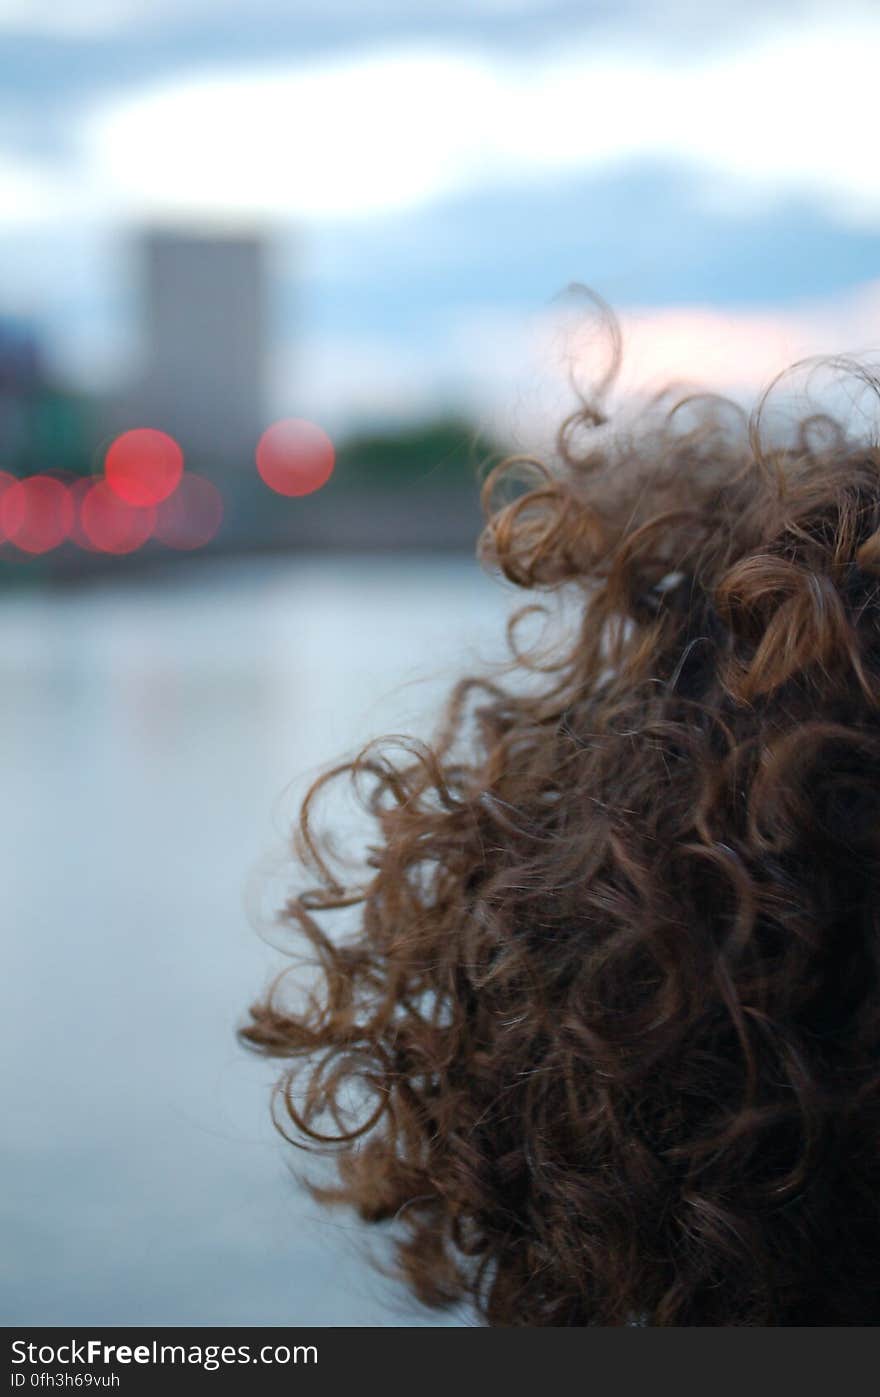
[332,415,509,491]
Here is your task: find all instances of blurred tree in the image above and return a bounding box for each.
[332,414,508,492]
[29,388,94,476]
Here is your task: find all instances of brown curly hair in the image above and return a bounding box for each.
[240,297,880,1325]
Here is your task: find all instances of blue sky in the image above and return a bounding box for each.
[1,0,879,437]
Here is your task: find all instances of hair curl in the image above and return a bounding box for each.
[240,297,880,1325]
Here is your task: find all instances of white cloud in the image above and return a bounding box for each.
[611,282,880,397]
[0,0,132,35]
[281,281,880,442]
[0,14,876,233]
[66,17,880,229]
[535,282,880,446]
[0,0,571,39]
[83,49,505,221]
[0,152,75,226]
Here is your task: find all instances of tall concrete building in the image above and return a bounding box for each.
[133,228,269,472]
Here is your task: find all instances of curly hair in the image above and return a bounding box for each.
[240,298,880,1325]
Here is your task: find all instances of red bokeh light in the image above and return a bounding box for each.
[105,428,184,507]
[80,480,156,554]
[154,473,223,550]
[0,471,18,543]
[255,418,335,497]
[1,475,73,553]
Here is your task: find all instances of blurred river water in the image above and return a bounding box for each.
[0,553,518,1326]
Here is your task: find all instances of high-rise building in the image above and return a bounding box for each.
[133,228,269,471]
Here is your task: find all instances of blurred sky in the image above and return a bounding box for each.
[2,0,880,436]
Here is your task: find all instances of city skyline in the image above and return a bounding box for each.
[0,2,878,440]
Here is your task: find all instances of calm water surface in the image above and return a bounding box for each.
[0,554,519,1325]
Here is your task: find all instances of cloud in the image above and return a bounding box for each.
[0,0,131,35]
[535,281,880,446]
[0,0,598,40]
[64,16,880,231]
[612,283,880,396]
[0,151,75,227]
[282,280,880,441]
[0,1,862,44]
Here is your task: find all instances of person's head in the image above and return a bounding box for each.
[241,301,880,1325]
